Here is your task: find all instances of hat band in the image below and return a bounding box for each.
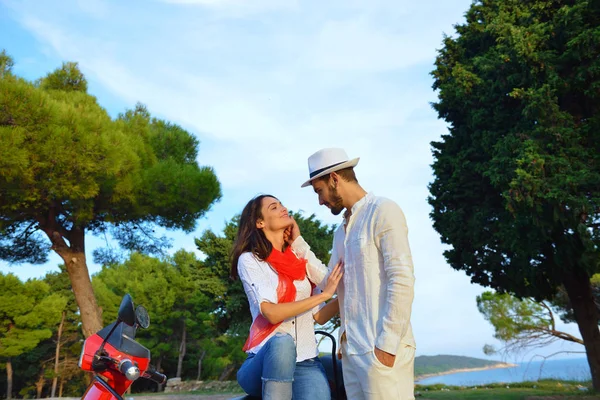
[309,161,346,178]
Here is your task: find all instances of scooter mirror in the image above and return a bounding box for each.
[118,294,136,326]
[135,305,150,329]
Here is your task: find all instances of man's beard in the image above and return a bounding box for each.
[328,186,345,215]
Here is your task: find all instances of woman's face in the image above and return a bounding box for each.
[257,196,291,232]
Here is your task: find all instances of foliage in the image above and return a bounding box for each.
[552,274,600,324]
[0,274,67,359]
[430,0,600,302]
[0,274,68,398]
[0,51,221,336]
[477,290,586,356]
[429,0,600,388]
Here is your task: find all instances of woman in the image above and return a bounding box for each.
[232,194,342,400]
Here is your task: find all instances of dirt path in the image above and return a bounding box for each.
[48,395,244,400]
[525,397,598,400]
[134,395,243,400]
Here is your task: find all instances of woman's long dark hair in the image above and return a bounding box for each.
[230,194,277,279]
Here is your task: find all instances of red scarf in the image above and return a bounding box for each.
[242,246,308,351]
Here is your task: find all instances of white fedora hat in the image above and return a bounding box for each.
[301,148,360,188]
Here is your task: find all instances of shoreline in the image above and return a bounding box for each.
[415,362,518,382]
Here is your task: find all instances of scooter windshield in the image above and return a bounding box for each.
[96,322,151,359]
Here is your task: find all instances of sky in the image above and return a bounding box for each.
[0,0,586,362]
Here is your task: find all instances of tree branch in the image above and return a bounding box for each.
[539,301,556,331]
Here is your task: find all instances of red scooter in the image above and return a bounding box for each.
[79,294,167,400]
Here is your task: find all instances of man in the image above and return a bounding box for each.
[293,148,416,399]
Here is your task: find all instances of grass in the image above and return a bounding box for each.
[417,380,594,400]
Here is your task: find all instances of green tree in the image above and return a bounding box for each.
[552,274,600,324]
[37,61,88,92]
[0,50,14,78]
[0,267,85,399]
[0,274,67,399]
[429,0,600,389]
[93,250,225,383]
[42,266,86,397]
[0,53,221,337]
[478,275,600,356]
[477,291,583,355]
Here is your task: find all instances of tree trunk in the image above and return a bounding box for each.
[42,221,102,338]
[176,320,187,378]
[197,350,207,381]
[156,356,164,392]
[61,249,102,338]
[7,358,13,400]
[51,311,66,397]
[218,364,235,381]
[58,355,67,399]
[36,371,45,399]
[563,269,600,391]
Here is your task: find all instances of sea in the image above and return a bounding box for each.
[417,357,591,386]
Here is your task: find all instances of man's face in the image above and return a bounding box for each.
[312,177,345,215]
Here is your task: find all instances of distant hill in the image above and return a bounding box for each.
[415,355,510,378]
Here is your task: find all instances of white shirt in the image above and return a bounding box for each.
[293,192,416,356]
[237,250,327,362]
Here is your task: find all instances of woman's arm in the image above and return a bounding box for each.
[261,262,343,325]
[313,298,339,325]
[285,217,337,289]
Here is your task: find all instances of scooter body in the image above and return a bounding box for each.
[79,294,166,400]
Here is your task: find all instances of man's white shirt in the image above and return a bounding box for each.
[292,192,416,356]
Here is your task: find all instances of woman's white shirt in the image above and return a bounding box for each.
[237,241,328,362]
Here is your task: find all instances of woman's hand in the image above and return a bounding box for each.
[283,216,301,245]
[322,261,344,299]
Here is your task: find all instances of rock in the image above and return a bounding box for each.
[167,377,182,386]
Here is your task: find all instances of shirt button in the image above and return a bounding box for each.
[292,321,295,324]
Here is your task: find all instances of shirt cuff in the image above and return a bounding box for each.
[375,330,401,355]
[250,283,277,316]
[291,235,310,257]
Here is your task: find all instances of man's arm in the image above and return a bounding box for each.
[373,200,415,357]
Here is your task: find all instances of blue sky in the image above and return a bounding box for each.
[0,0,585,361]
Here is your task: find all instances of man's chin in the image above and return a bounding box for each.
[330,207,344,216]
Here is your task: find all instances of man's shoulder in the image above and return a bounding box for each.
[370,195,401,210]
[368,196,408,226]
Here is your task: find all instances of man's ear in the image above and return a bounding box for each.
[330,172,339,187]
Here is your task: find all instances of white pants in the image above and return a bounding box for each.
[341,341,415,400]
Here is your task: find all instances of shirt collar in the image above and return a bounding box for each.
[343,192,373,224]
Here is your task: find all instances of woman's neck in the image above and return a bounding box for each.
[263,229,285,252]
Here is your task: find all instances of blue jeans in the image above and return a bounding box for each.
[237,333,331,400]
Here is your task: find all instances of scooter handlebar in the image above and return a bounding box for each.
[118,359,140,381]
[143,365,167,384]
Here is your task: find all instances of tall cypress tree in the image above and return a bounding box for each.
[430,0,600,389]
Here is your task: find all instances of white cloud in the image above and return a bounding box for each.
[307,17,434,72]
[75,0,109,18]
[156,0,300,16]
